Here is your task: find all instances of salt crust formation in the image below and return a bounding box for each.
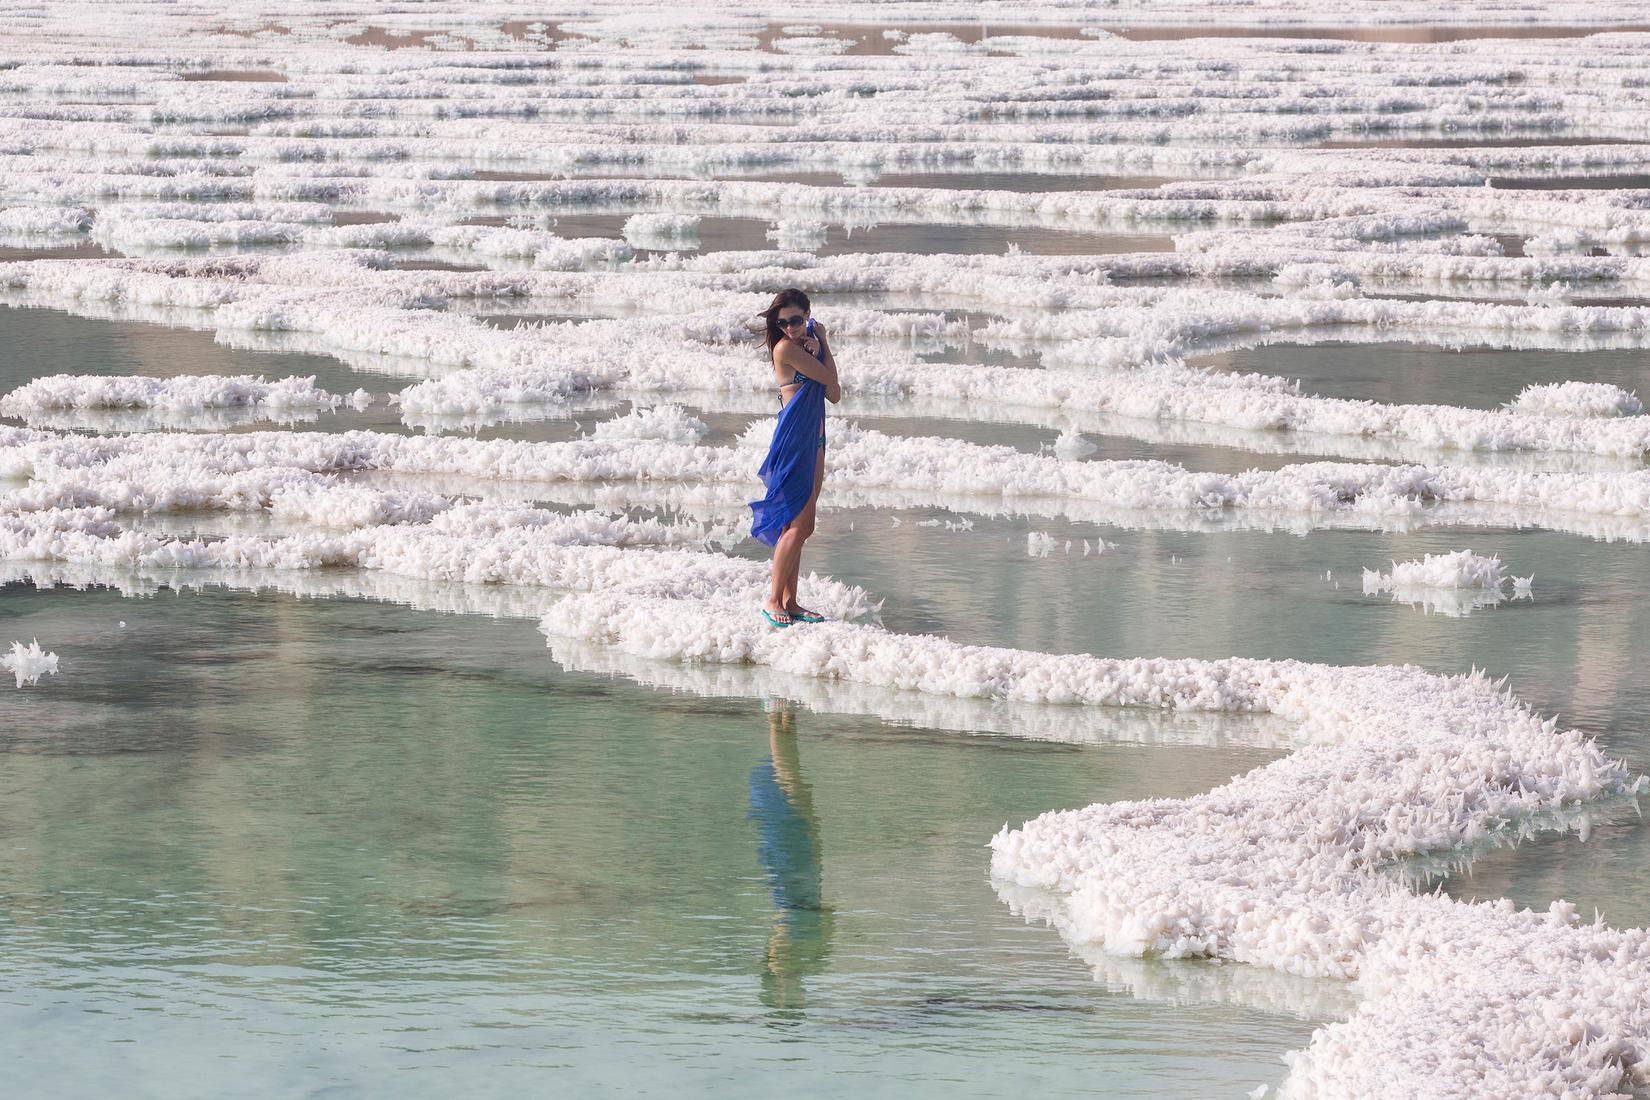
[9,422,1650,543]
[2,638,57,688]
[0,4,1649,1095]
[1510,382,1646,420]
[1364,549,1511,593]
[0,374,362,423]
[1361,549,1532,617]
[8,255,1650,464]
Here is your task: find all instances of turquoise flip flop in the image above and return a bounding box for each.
[762,609,793,629]
[792,610,826,624]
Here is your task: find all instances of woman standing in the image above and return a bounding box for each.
[749,288,841,627]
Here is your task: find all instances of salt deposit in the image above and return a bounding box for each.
[3,638,58,688]
[587,404,708,445]
[1361,549,1532,617]
[7,257,1650,462]
[11,423,1650,542]
[1509,381,1646,420]
[0,374,350,425]
[1363,549,1510,593]
[11,422,1650,544]
[621,213,700,251]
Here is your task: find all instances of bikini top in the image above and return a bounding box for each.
[779,334,826,391]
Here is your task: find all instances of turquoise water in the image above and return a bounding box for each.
[0,581,1319,1098]
[5,500,1648,1093]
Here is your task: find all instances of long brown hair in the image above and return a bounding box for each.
[757,287,810,357]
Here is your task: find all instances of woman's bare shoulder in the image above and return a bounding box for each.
[773,340,813,368]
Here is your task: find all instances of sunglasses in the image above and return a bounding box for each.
[777,314,808,329]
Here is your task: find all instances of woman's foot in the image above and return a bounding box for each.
[763,600,794,627]
[786,603,826,623]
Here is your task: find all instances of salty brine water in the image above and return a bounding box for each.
[3,4,1650,1098]
[0,581,1318,1097]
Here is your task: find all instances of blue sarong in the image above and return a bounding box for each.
[749,344,826,547]
[748,760,823,911]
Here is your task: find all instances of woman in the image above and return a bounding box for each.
[749,287,841,628]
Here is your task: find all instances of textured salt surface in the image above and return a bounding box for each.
[1361,549,1531,617]
[8,247,1650,463]
[0,374,362,427]
[10,422,1650,542]
[2,637,57,688]
[1510,381,1645,419]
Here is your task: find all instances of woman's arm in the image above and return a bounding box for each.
[777,340,842,403]
[816,324,838,372]
[814,323,842,404]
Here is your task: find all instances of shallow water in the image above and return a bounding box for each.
[3,493,1649,1094]
[463,212,1173,259]
[1192,340,1650,411]
[0,304,406,436]
[518,19,1650,55]
[0,580,1320,1099]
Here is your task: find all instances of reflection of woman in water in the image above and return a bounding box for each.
[748,701,834,1012]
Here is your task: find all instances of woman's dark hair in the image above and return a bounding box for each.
[758,287,810,357]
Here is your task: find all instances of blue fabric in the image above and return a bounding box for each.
[748,761,823,911]
[749,329,826,547]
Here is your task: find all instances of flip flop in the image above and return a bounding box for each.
[762,609,793,629]
[791,610,826,623]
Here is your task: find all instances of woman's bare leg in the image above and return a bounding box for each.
[766,526,805,622]
[765,448,825,622]
[784,449,826,616]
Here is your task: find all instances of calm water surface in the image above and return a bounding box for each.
[0,582,1316,1098]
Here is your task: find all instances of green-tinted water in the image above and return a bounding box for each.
[0,582,1320,1098]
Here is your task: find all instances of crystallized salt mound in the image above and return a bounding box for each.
[1051,429,1096,459]
[0,205,91,237]
[1509,382,1646,419]
[1359,554,1524,616]
[1363,549,1508,592]
[766,220,828,251]
[621,213,700,250]
[588,404,707,445]
[3,639,58,688]
[0,375,347,417]
[14,254,1650,461]
[1362,550,1531,616]
[0,502,873,621]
